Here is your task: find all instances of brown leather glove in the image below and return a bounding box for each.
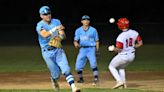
[48,36,62,48]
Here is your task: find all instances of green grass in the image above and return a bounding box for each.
[0,88,157,92]
[0,44,164,72]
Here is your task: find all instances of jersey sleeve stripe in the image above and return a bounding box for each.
[116,41,123,49]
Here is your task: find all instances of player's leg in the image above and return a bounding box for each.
[108,54,124,89]
[118,69,127,88]
[55,49,80,92]
[87,47,99,85]
[75,48,87,83]
[42,51,60,91]
[118,53,135,88]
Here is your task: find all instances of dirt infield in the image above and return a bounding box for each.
[0,71,164,91]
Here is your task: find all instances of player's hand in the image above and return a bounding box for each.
[74,41,80,48]
[49,25,65,34]
[108,45,115,51]
[56,25,65,30]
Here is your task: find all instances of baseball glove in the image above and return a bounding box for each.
[48,36,62,48]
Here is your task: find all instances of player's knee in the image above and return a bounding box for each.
[108,64,113,71]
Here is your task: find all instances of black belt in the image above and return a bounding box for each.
[120,51,135,55]
[47,47,56,51]
[80,46,96,48]
[43,47,56,52]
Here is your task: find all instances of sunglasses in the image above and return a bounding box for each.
[42,13,51,15]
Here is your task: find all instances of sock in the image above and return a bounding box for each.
[77,71,83,80]
[92,67,99,80]
[65,73,75,86]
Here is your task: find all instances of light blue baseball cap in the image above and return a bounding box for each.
[39,6,51,15]
[81,15,90,20]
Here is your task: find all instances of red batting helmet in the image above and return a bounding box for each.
[117,18,129,30]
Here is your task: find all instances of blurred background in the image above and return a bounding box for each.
[0,0,164,46]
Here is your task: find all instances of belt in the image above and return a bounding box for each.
[43,46,56,52]
[47,47,56,51]
[120,51,135,55]
[80,46,96,48]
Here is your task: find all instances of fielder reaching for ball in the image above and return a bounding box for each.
[73,15,100,85]
[108,18,143,89]
[35,6,80,92]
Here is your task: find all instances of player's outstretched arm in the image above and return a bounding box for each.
[40,29,52,38]
[40,25,64,38]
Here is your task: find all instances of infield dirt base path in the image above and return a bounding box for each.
[0,71,164,92]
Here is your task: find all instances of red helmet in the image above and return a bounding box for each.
[117,18,129,30]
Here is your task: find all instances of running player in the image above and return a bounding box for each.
[108,18,143,89]
[36,6,80,92]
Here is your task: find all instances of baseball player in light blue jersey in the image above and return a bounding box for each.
[36,6,80,92]
[73,15,100,85]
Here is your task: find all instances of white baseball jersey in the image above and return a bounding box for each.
[109,29,142,83]
[116,29,141,54]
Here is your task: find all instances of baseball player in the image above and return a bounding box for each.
[108,18,143,89]
[73,15,100,85]
[35,6,80,92]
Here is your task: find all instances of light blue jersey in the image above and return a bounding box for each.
[74,26,99,71]
[36,6,78,90]
[74,26,99,47]
[36,18,61,49]
[35,18,73,83]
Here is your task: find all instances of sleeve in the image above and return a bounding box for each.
[136,35,142,42]
[94,29,99,41]
[116,41,123,49]
[74,29,80,41]
[36,23,43,35]
[55,19,61,26]
[116,34,123,49]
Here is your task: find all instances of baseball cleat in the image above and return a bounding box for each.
[72,87,81,92]
[51,78,60,91]
[123,83,127,89]
[119,84,127,89]
[112,81,124,89]
[92,78,99,86]
[77,79,84,83]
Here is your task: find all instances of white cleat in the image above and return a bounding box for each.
[123,83,127,89]
[51,78,60,91]
[53,82,60,91]
[92,79,99,86]
[119,83,127,89]
[112,81,124,89]
[72,87,81,92]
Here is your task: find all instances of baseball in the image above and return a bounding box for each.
[108,45,115,51]
[109,18,115,23]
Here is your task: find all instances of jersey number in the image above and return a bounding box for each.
[126,38,133,48]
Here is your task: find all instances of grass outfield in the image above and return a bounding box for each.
[0,88,157,92]
[0,44,164,72]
